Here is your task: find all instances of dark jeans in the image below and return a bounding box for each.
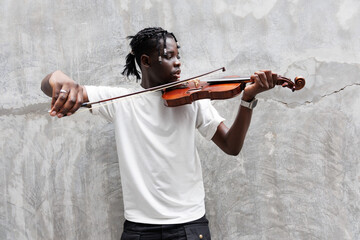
[120,215,211,240]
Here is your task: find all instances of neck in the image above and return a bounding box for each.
[140,77,151,89]
[140,72,158,89]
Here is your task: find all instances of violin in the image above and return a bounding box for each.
[81,67,305,109]
[162,75,305,107]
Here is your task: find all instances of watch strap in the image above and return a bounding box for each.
[240,98,258,109]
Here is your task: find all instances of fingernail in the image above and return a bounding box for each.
[57,113,63,118]
[67,113,72,116]
[51,111,57,116]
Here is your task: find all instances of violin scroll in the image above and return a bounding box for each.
[277,76,305,92]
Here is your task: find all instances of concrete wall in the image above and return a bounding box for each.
[1,0,359,239]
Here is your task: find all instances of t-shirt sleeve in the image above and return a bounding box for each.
[84,86,128,122]
[195,99,225,140]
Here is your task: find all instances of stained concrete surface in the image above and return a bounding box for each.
[0,0,359,239]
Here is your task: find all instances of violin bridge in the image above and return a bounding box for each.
[193,78,200,88]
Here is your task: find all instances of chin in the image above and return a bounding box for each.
[172,76,181,82]
[165,78,177,84]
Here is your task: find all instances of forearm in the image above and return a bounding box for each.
[213,104,253,155]
[227,105,253,154]
[224,92,255,154]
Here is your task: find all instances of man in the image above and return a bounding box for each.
[41,27,278,239]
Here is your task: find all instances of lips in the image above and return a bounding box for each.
[172,69,181,79]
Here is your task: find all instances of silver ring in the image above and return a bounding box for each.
[60,89,68,93]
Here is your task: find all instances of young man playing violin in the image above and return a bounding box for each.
[41,27,278,240]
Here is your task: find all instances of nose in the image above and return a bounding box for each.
[174,58,181,68]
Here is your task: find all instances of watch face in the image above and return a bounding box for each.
[251,99,258,108]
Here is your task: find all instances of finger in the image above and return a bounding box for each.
[251,74,264,88]
[51,81,61,110]
[263,70,274,88]
[51,88,70,117]
[272,73,278,87]
[50,82,63,116]
[66,88,84,116]
[57,89,77,117]
[256,71,269,89]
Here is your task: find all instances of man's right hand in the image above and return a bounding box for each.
[41,70,88,118]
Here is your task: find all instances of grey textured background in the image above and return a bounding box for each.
[1,0,360,239]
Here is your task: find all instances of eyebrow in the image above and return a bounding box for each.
[163,50,178,55]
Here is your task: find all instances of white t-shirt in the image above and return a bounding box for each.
[85,85,224,224]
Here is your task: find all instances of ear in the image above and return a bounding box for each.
[140,54,151,68]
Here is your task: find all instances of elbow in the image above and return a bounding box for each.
[225,146,242,156]
[229,150,241,156]
[216,140,244,156]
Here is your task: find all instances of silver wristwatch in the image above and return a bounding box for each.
[240,98,258,109]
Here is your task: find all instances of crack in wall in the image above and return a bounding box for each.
[0,102,50,117]
[318,82,360,100]
[271,82,360,107]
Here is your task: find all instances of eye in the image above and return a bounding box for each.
[163,52,180,60]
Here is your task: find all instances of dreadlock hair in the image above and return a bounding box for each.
[122,27,180,81]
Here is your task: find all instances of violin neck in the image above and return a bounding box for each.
[206,77,251,84]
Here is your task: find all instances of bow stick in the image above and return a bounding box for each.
[81,67,226,108]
